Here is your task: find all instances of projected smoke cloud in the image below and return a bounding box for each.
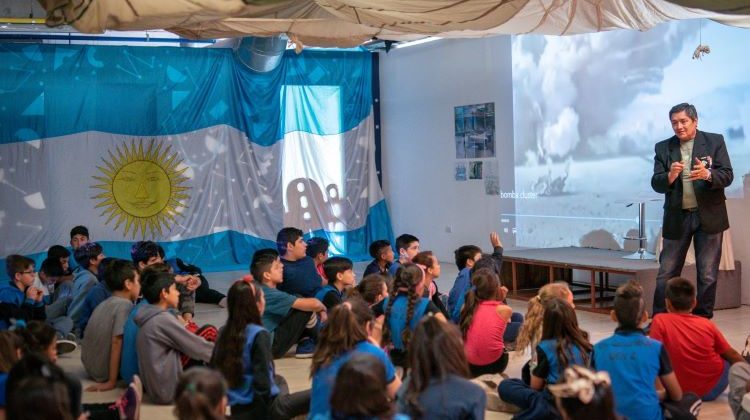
[509,20,750,250]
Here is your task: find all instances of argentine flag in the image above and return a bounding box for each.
[0,43,393,272]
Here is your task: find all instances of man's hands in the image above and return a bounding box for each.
[668,158,710,184]
[688,157,710,181]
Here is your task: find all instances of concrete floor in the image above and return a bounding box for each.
[56,262,744,419]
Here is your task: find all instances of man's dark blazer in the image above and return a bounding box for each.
[651,130,733,240]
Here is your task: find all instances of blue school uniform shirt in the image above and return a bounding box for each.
[447,267,471,316]
[534,339,589,385]
[384,295,431,351]
[120,300,148,384]
[279,256,322,298]
[0,372,7,407]
[309,341,396,419]
[593,328,672,420]
[228,324,280,406]
[387,261,402,277]
[315,284,343,310]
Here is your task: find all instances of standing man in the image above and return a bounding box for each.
[651,103,733,318]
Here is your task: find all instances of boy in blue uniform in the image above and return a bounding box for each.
[315,257,355,311]
[276,227,322,298]
[593,281,700,420]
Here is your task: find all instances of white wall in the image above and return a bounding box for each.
[379,36,750,304]
[379,37,514,262]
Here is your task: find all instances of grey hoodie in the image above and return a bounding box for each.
[134,303,213,404]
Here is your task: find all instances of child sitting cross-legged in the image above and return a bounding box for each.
[212,280,310,419]
[134,271,214,404]
[448,231,503,317]
[81,259,140,392]
[349,274,389,309]
[252,249,326,359]
[460,268,514,378]
[330,353,407,420]
[315,256,356,311]
[309,298,401,419]
[593,281,701,420]
[173,367,228,420]
[499,297,592,420]
[650,277,744,401]
[548,366,618,420]
[412,251,449,317]
[306,237,330,282]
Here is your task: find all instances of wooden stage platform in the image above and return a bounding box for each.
[500,247,742,314]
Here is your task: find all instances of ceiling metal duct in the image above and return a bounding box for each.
[233,35,287,72]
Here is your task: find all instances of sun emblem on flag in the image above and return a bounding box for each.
[92,139,190,238]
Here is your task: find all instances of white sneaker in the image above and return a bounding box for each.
[56,339,77,355]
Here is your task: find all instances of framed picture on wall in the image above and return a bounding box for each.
[455,102,496,159]
[455,162,467,181]
[469,161,483,180]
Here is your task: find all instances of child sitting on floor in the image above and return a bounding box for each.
[309,299,401,418]
[594,281,700,420]
[0,330,22,409]
[330,353,407,420]
[375,263,447,367]
[316,256,356,311]
[306,236,330,281]
[388,234,420,277]
[69,242,105,329]
[212,280,310,419]
[174,367,228,420]
[399,316,487,419]
[349,273,389,308]
[412,250,449,317]
[252,249,326,359]
[363,240,394,276]
[81,259,140,392]
[460,268,514,377]
[134,271,214,404]
[499,297,592,420]
[516,281,575,384]
[448,232,503,314]
[650,277,744,401]
[548,366,618,420]
[276,227,323,298]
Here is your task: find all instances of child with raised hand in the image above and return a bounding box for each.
[593,280,700,420]
[460,268,514,377]
[330,353,407,420]
[374,263,447,367]
[310,299,401,419]
[212,280,310,419]
[81,259,140,392]
[448,232,504,316]
[399,317,486,419]
[515,281,575,384]
[499,297,592,420]
[134,271,214,404]
[412,251,449,317]
[364,240,395,277]
[174,367,228,420]
[316,256,356,311]
[548,366,618,420]
[252,249,326,359]
[650,277,744,401]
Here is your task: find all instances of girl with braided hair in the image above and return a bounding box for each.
[374,263,447,368]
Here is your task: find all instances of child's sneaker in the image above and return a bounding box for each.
[110,375,142,420]
[295,338,315,359]
[56,339,77,356]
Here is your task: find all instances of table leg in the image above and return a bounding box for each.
[512,262,517,295]
[590,270,596,308]
[549,266,554,283]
